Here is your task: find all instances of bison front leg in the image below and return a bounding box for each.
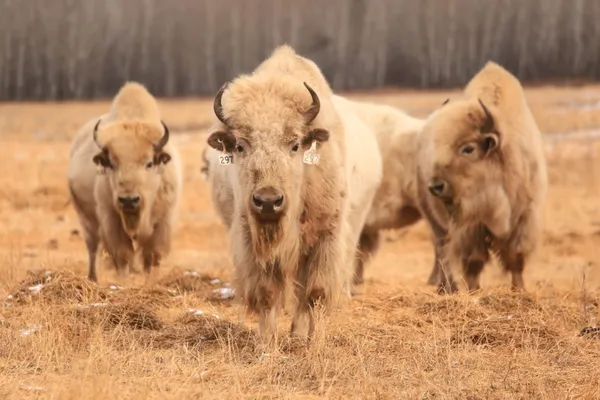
[99,209,135,277]
[427,235,446,286]
[140,220,172,274]
[243,260,285,346]
[431,235,458,294]
[292,236,342,342]
[458,225,491,293]
[353,229,380,285]
[497,243,527,292]
[496,212,539,291]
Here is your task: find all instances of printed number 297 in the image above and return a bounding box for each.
[219,155,234,165]
[303,153,320,165]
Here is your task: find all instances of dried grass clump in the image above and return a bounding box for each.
[451,314,560,348]
[417,296,488,324]
[9,269,105,305]
[151,311,255,351]
[107,287,178,309]
[72,301,164,331]
[478,291,542,313]
[159,268,219,296]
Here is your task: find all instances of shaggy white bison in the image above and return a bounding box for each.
[68,82,182,282]
[416,61,547,293]
[205,45,382,342]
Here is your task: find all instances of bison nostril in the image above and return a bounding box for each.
[428,180,446,197]
[252,194,264,208]
[251,188,285,216]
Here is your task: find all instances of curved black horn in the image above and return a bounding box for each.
[92,119,102,149]
[213,82,229,125]
[478,99,495,133]
[302,82,320,124]
[155,120,170,150]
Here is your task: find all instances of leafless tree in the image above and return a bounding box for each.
[0,0,598,100]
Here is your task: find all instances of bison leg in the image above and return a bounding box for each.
[99,211,135,277]
[292,237,341,342]
[499,250,526,291]
[462,234,490,293]
[437,262,458,294]
[427,236,446,286]
[244,260,285,345]
[84,229,100,282]
[354,229,380,285]
[140,220,171,273]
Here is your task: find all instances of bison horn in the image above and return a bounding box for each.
[92,119,103,149]
[478,99,495,133]
[302,82,320,124]
[213,82,229,125]
[154,120,170,151]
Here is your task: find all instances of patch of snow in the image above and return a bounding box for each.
[184,271,200,277]
[19,385,44,392]
[210,278,221,285]
[28,284,44,294]
[212,287,235,299]
[192,370,208,379]
[20,325,41,337]
[108,285,122,290]
[76,303,108,310]
[187,309,205,316]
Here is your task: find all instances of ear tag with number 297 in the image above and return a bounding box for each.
[218,139,234,165]
[303,141,320,165]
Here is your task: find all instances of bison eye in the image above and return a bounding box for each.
[236,144,244,153]
[291,143,300,153]
[460,145,476,155]
[145,161,154,169]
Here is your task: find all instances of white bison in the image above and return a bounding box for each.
[416,62,548,293]
[68,82,182,282]
[205,45,382,342]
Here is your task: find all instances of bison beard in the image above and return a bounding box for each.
[251,222,283,260]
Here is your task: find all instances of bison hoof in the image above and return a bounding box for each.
[437,283,458,295]
[426,275,439,286]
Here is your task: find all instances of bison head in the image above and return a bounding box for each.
[92,119,172,234]
[420,98,506,226]
[206,81,330,227]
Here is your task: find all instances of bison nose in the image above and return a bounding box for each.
[251,187,285,218]
[428,179,448,198]
[118,196,141,211]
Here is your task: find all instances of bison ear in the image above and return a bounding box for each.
[207,131,236,153]
[155,152,171,165]
[92,151,111,168]
[301,128,329,148]
[481,133,499,155]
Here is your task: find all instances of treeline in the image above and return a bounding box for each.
[0,0,599,101]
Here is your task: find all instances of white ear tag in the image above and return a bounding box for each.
[303,141,320,165]
[218,139,234,165]
[96,165,107,175]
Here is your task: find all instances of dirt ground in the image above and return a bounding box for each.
[0,86,599,399]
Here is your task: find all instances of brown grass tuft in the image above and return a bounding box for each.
[150,311,256,352]
[8,269,105,305]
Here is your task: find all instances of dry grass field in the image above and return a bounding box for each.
[0,86,599,399]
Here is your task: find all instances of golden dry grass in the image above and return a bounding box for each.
[0,86,600,399]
